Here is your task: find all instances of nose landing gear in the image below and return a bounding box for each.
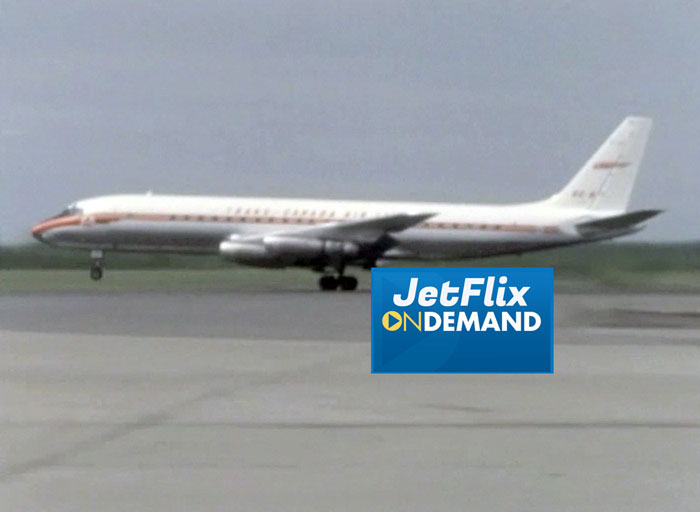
[90,250,104,281]
[90,265,103,281]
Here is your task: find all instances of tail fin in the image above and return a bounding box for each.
[547,117,652,211]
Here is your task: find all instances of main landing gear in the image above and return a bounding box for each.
[319,274,358,291]
[89,250,104,281]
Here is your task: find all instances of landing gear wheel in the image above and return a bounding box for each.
[338,275,358,291]
[319,275,338,291]
[90,265,103,281]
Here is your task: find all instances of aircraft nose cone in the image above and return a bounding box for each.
[31,221,50,242]
[31,224,44,241]
[31,214,82,244]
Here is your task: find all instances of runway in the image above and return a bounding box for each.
[0,290,699,510]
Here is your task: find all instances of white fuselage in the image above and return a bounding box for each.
[32,194,617,261]
[30,117,657,285]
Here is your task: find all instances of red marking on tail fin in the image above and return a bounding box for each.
[593,161,630,169]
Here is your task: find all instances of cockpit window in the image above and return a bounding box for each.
[51,205,83,219]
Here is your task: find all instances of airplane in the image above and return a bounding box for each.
[32,116,661,291]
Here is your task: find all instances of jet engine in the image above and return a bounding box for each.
[218,240,284,267]
[219,236,359,268]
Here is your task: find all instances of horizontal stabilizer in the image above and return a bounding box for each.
[576,209,662,235]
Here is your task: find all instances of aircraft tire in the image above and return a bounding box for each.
[339,276,358,291]
[90,265,103,281]
[319,275,338,291]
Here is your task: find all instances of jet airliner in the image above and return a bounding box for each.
[32,117,661,290]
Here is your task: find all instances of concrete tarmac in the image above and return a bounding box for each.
[0,291,698,510]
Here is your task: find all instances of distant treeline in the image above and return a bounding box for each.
[0,244,229,269]
[1,242,698,276]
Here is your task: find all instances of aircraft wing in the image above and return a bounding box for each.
[233,212,435,245]
[220,212,435,268]
[280,212,435,243]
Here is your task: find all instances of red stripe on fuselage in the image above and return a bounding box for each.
[31,215,83,235]
[32,211,562,236]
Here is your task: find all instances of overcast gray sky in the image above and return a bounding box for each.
[2,0,699,242]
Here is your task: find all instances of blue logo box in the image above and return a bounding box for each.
[371,267,553,373]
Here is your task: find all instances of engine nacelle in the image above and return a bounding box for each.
[219,236,360,267]
[262,236,359,261]
[219,240,286,267]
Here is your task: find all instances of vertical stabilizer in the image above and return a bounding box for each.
[547,117,652,211]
